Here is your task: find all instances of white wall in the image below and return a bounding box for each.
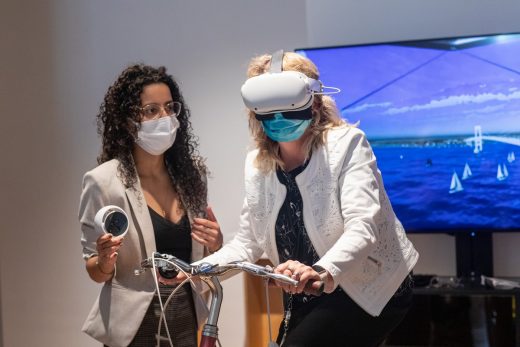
[1,1,519,346]
[306,0,520,48]
[0,1,306,346]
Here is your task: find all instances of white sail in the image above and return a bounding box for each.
[449,172,464,193]
[508,151,516,163]
[497,164,507,181]
[462,163,472,180]
[503,163,509,177]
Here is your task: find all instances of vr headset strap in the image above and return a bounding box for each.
[269,50,284,73]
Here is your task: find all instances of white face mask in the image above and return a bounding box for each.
[135,115,180,155]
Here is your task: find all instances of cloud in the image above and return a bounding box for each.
[342,102,392,114]
[461,104,505,115]
[384,90,520,115]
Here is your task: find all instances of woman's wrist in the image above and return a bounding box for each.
[312,265,334,292]
[322,272,334,293]
[96,258,115,275]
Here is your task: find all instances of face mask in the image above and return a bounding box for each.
[261,113,311,142]
[135,115,180,155]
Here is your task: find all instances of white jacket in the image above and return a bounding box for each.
[203,125,419,316]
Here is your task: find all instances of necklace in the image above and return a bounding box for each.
[156,191,170,219]
[160,194,185,222]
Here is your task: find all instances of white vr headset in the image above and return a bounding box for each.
[240,50,340,115]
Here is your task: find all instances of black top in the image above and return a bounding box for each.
[275,159,320,307]
[149,207,192,263]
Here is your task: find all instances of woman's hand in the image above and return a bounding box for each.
[192,206,223,253]
[95,233,123,275]
[274,260,324,294]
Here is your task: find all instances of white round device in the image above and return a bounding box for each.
[94,205,129,237]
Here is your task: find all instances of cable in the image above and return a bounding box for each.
[152,254,200,347]
[151,252,174,347]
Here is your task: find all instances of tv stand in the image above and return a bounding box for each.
[386,279,520,346]
[455,232,493,279]
[457,274,486,289]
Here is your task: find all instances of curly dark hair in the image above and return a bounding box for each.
[96,64,208,216]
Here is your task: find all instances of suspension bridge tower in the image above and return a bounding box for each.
[474,125,483,153]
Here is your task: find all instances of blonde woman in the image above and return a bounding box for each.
[201,51,419,346]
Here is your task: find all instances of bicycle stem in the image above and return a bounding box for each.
[200,276,223,347]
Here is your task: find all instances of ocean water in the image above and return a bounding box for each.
[372,139,519,232]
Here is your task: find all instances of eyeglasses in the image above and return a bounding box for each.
[139,101,182,120]
[254,107,313,121]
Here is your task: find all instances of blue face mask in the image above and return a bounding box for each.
[261,113,311,142]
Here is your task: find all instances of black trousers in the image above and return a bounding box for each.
[277,275,413,347]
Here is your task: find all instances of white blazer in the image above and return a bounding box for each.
[201,125,419,316]
[78,159,209,347]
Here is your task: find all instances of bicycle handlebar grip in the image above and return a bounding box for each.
[304,279,324,296]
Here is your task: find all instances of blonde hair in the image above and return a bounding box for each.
[246,51,347,172]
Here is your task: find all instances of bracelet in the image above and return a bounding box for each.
[96,259,115,275]
[311,265,328,276]
[312,265,332,293]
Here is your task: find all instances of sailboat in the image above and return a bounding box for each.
[507,151,516,163]
[497,163,509,181]
[503,163,509,177]
[449,171,464,194]
[462,163,472,180]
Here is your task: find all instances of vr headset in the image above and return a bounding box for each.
[240,50,340,120]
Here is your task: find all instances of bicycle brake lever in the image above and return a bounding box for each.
[268,273,298,286]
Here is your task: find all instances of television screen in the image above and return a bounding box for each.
[297,33,520,232]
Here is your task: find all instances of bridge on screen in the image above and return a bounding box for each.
[465,125,520,152]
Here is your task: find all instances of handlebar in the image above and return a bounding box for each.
[216,261,324,296]
[137,252,324,295]
[136,252,324,347]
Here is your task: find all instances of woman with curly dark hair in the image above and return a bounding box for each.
[78,64,222,347]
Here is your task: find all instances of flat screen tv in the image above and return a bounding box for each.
[297,32,520,278]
